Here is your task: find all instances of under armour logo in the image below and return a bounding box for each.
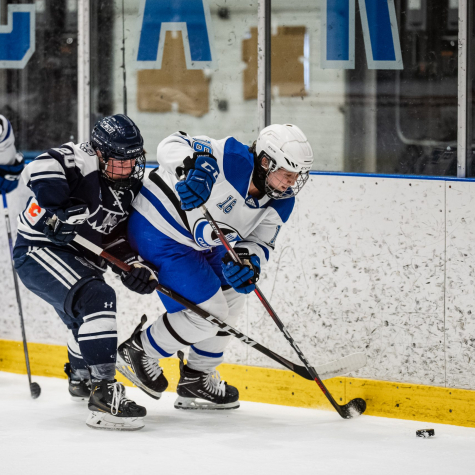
[104,302,114,309]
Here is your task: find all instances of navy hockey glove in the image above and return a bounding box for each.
[44,203,90,245]
[0,153,24,194]
[175,152,219,210]
[222,249,260,294]
[121,262,158,295]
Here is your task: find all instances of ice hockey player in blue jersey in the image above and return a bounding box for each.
[12,114,158,431]
[117,124,314,410]
[0,115,25,194]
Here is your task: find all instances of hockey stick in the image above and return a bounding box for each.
[1,192,41,399]
[198,203,366,419]
[72,234,366,383]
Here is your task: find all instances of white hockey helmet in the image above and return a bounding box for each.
[254,124,314,199]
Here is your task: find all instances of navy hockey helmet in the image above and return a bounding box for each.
[91,114,145,190]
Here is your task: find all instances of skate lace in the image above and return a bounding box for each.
[142,355,163,381]
[203,370,226,397]
[109,382,133,416]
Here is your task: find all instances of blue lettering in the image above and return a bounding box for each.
[136,0,216,70]
[322,0,402,70]
[0,4,36,69]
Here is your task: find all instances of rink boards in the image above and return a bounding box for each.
[2,338,475,428]
[2,173,475,425]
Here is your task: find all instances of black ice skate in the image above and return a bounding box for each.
[64,362,91,401]
[86,379,146,431]
[116,314,168,400]
[174,351,240,410]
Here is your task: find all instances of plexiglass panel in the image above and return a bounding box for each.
[91,1,259,159]
[467,1,475,177]
[271,0,458,175]
[0,0,78,158]
[0,1,465,177]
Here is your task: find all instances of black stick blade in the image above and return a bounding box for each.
[341,398,366,418]
[30,382,41,399]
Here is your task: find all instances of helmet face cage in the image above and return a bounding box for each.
[259,151,309,200]
[90,114,145,191]
[101,153,146,191]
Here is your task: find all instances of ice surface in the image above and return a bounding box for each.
[1,372,474,475]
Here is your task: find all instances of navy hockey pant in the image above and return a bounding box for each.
[127,211,245,373]
[13,245,118,380]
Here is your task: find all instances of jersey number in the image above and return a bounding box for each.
[52,147,75,168]
[217,195,237,214]
[193,140,212,155]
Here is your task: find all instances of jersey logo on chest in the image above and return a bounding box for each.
[87,205,127,234]
[217,195,237,214]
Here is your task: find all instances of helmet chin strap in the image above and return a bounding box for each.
[252,152,268,194]
[99,155,113,181]
[258,154,287,198]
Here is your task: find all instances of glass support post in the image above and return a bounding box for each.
[78,0,90,143]
[458,0,468,177]
[258,0,271,131]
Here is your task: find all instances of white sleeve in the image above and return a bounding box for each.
[0,115,18,165]
[235,196,293,265]
[156,131,196,176]
[235,213,285,266]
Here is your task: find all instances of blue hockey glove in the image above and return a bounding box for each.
[222,249,260,294]
[0,153,24,194]
[43,203,90,245]
[175,152,219,210]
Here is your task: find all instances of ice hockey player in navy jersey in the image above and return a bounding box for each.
[117,124,314,410]
[13,114,158,430]
[0,115,25,194]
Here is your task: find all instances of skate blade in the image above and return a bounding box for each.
[174,396,240,411]
[116,354,162,400]
[86,411,144,431]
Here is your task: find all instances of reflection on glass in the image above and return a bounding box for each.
[0,1,78,158]
[468,1,475,177]
[91,1,259,160]
[271,0,458,176]
[392,0,458,175]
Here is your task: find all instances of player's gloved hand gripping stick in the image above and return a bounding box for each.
[71,233,366,387]
[194,203,367,419]
[1,192,41,399]
[42,201,90,246]
[175,152,219,210]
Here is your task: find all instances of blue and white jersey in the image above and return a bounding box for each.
[0,115,18,165]
[132,131,294,264]
[16,142,142,253]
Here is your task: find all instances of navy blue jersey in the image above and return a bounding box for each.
[16,142,142,261]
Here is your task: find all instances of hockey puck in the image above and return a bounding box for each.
[416,429,435,438]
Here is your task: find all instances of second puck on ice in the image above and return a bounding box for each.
[416,429,435,438]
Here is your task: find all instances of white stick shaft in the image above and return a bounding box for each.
[73,234,103,256]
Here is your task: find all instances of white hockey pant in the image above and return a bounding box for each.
[141,288,245,373]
